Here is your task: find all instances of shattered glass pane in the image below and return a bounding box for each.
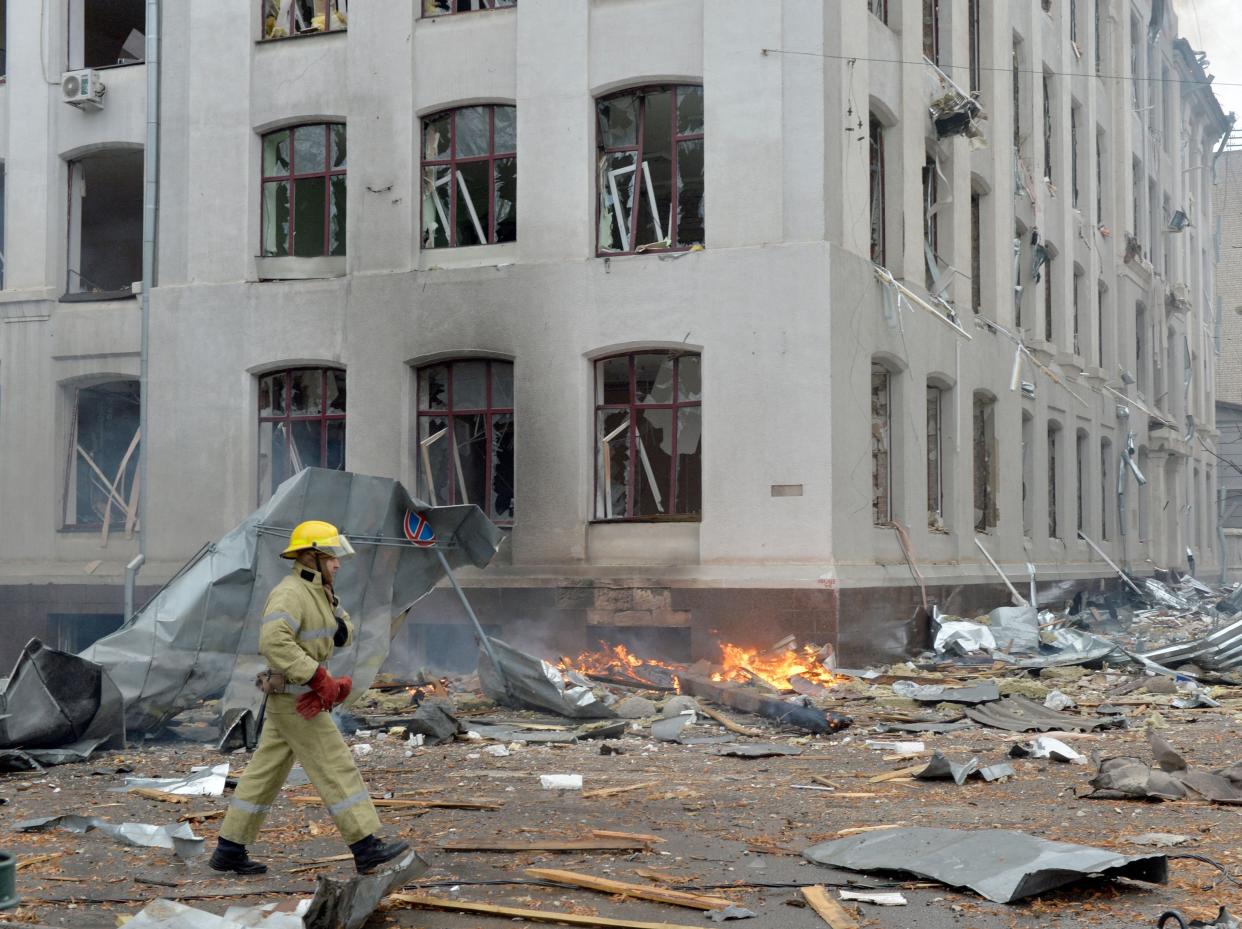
[419,415,452,506]
[424,0,451,14]
[419,366,448,411]
[455,107,490,158]
[636,90,673,248]
[491,361,514,408]
[292,177,327,257]
[329,176,346,256]
[494,106,516,152]
[293,0,315,33]
[331,124,347,169]
[327,369,347,414]
[258,421,289,504]
[597,409,631,519]
[259,373,285,417]
[677,86,704,135]
[927,386,943,525]
[677,354,701,402]
[261,181,290,257]
[290,420,321,472]
[872,363,891,525]
[289,369,324,415]
[491,412,515,520]
[598,356,630,405]
[263,0,284,38]
[494,157,516,243]
[72,381,140,528]
[454,414,488,507]
[598,94,638,149]
[635,354,674,404]
[598,151,637,252]
[636,409,673,515]
[422,166,451,248]
[676,139,705,246]
[263,130,290,176]
[676,406,702,515]
[455,161,490,246]
[294,125,327,174]
[452,361,488,409]
[424,113,452,160]
[325,420,345,471]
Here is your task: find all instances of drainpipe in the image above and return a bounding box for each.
[133,0,160,617]
[1219,486,1229,588]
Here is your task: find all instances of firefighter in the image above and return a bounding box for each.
[210,520,409,875]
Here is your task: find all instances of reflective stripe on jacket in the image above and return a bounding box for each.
[258,565,354,685]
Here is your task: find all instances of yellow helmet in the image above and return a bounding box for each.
[281,520,356,560]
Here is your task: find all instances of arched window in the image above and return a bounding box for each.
[421,105,516,248]
[596,85,704,255]
[257,367,346,504]
[595,351,701,520]
[63,379,141,529]
[416,360,515,523]
[261,123,347,258]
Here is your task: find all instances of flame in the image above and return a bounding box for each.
[559,643,682,689]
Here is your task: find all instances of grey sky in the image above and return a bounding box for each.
[1171,0,1242,121]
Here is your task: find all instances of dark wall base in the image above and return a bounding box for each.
[0,583,161,670]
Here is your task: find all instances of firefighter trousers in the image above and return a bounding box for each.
[219,694,380,846]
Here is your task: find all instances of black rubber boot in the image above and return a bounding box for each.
[349,834,410,874]
[209,838,268,875]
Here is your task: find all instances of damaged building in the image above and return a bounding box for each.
[0,0,1232,671]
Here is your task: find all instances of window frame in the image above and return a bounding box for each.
[256,366,346,505]
[595,84,705,257]
[593,351,702,522]
[973,392,998,533]
[260,0,348,41]
[260,122,347,259]
[869,115,886,266]
[415,359,515,525]
[61,379,141,531]
[421,104,517,249]
[421,0,516,18]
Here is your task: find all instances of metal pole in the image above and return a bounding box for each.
[433,547,505,680]
[124,552,145,620]
[973,539,1028,606]
[1026,562,1038,609]
[1219,486,1229,588]
[1078,531,1146,600]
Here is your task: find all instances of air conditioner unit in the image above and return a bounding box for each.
[62,69,105,110]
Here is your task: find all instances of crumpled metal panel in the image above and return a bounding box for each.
[803,827,1168,903]
[81,468,502,735]
[304,850,428,929]
[477,637,617,719]
[16,814,204,857]
[964,695,1124,733]
[1141,615,1242,672]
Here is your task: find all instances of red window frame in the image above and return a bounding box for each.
[422,0,516,17]
[261,0,347,40]
[869,115,885,266]
[596,85,704,256]
[421,105,516,248]
[416,360,515,524]
[594,351,702,521]
[257,367,346,504]
[260,123,346,258]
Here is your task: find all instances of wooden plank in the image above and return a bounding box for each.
[439,838,650,852]
[388,894,710,929]
[581,780,659,799]
[16,853,65,870]
[697,704,765,737]
[101,427,140,548]
[525,868,736,911]
[868,763,925,783]
[800,885,858,929]
[835,823,905,837]
[131,788,192,805]
[591,830,665,844]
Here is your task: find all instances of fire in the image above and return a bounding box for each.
[710,642,840,690]
[559,643,682,691]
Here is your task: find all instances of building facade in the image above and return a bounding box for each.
[0,0,1230,670]
[1212,144,1242,573]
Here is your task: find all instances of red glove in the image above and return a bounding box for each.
[296,691,327,720]
[334,676,353,703]
[307,666,351,709]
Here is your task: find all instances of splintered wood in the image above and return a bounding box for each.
[439,837,652,852]
[525,868,737,911]
[580,780,660,799]
[389,895,709,929]
[800,885,859,929]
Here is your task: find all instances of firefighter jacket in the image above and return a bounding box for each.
[258,564,353,685]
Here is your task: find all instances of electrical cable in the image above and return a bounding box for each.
[1168,853,1242,887]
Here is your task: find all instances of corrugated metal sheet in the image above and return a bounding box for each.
[1141,615,1242,671]
[963,695,1123,733]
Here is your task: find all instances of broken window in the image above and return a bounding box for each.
[869,115,886,266]
[922,153,939,292]
[596,85,703,255]
[1070,103,1080,208]
[973,392,997,532]
[49,613,124,653]
[1095,0,1104,74]
[1138,446,1150,541]
[262,0,347,40]
[1022,411,1034,537]
[1132,157,1143,245]
[1130,15,1141,109]
[62,379,140,530]
[1,1,6,79]
[0,164,5,289]
[968,0,981,93]
[1072,265,1083,356]
[1048,422,1060,539]
[1097,279,1106,368]
[1043,249,1054,343]
[423,0,515,16]
[927,384,944,530]
[1012,42,1023,150]
[1042,73,1053,182]
[1076,428,1088,534]
[1070,0,1079,45]
[923,0,941,65]
[416,360,515,523]
[868,0,887,24]
[1136,301,1148,395]
[70,0,145,69]
[67,150,143,299]
[594,352,701,520]
[970,192,982,314]
[261,123,346,258]
[257,367,346,505]
[1100,436,1112,540]
[872,363,892,526]
[1096,126,1105,225]
[422,105,516,249]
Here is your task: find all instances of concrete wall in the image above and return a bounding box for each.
[0,0,1231,670]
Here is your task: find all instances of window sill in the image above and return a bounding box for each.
[589,516,701,525]
[597,245,704,261]
[257,29,347,45]
[419,242,517,272]
[257,256,346,281]
[60,290,137,303]
[420,6,516,21]
[84,60,146,71]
